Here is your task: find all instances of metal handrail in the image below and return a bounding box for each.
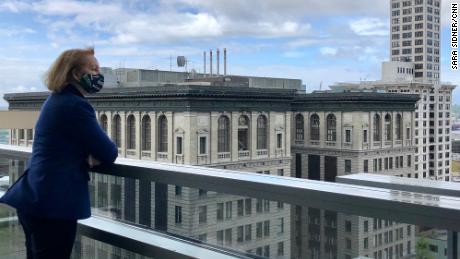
[337,173,460,197]
[1,144,460,232]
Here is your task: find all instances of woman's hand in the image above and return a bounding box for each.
[87,155,101,168]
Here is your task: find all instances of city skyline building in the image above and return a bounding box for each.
[290,92,418,259]
[331,0,456,182]
[390,0,441,83]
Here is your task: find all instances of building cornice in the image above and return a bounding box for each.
[4,85,419,112]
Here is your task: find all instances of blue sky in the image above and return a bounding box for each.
[0,0,459,106]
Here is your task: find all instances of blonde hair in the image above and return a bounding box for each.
[44,47,95,92]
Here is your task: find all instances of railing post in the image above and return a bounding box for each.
[448,231,458,259]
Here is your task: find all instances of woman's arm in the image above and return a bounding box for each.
[73,100,118,165]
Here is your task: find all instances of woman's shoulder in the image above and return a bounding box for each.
[46,85,93,114]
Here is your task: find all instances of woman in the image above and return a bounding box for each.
[0,48,118,258]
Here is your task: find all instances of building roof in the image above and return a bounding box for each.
[292,92,419,112]
[4,84,419,113]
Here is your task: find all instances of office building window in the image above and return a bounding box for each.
[176,136,183,155]
[198,206,207,224]
[345,160,352,173]
[295,114,304,140]
[396,114,402,140]
[385,114,392,141]
[257,115,268,149]
[326,114,337,141]
[199,136,207,154]
[238,115,250,151]
[218,115,230,152]
[112,114,121,147]
[345,130,351,143]
[127,115,136,149]
[175,206,182,224]
[141,115,151,151]
[373,114,381,141]
[310,114,320,140]
[158,115,168,152]
[100,114,108,133]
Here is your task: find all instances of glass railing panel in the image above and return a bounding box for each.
[0,149,459,259]
[0,157,155,259]
[72,236,152,259]
[86,169,459,259]
[0,157,27,258]
[0,204,25,258]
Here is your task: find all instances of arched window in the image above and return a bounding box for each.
[158,115,168,152]
[218,116,230,152]
[385,114,392,141]
[100,114,108,133]
[141,115,151,151]
[238,115,249,151]
[373,114,381,142]
[112,114,121,148]
[310,114,320,141]
[395,114,402,140]
[257,115,268,149]
[127,115,136,149]
[295,114,304,140]
[326,114,336,142]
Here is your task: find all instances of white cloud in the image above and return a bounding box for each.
[441,0,458,27]
[22,0,313,46]
[0,58,48,95]
[320,47,338,56]
[0,26,35,37]
[349,18,389,36]
[0,1,30,13]
[162,0,389,19]
[282,51,306,58]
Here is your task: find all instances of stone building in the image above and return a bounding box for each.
[5,84,294,258]
[332,81,455,181]
[5,84,420,259]
[290,92,419,259]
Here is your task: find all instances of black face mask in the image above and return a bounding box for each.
[79,73,104,94]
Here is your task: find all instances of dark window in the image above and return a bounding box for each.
[310,114,320,141]
[326,114,337,141]
[199,137,207,154]
[127,115,136,149]
[112,114,121,148]
[345,130,351,143]
[100,114,108,133]
[257,115,268,149]
[158,115,168,152]
[373,114,381,141]
[295,114,304,140]
[141,115,151,151]
[345,160,352,173]
[176,137,183,154]
[218,116,230,152]
[364,160,368,173]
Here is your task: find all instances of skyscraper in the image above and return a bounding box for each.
[390,0,441,83]
[332,0,455,181]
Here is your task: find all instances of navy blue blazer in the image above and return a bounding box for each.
[1,85,117,219]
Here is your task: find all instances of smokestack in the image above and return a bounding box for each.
[217,48,220,76]
[203,51,206,76]
[224,48,227,76]
[209,49,213,76]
